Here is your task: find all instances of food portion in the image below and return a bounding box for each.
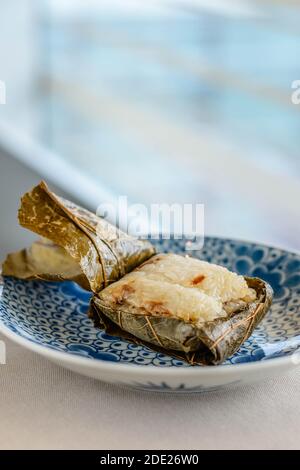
[2,181,155,292]
[3,238,90,291]
[95,254,258,325]
[136,253,257,305]
[90,254,273,365]
[2,182,273,365]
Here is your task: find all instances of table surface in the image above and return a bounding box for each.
[0,334,299,450]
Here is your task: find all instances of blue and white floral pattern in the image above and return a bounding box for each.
[1,237,300,369]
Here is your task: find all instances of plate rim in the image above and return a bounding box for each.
[0,314,298,378]
[1,234,300,377]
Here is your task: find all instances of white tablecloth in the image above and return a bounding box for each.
[0,334,299,450]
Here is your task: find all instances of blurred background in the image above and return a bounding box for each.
[0,0,300,258]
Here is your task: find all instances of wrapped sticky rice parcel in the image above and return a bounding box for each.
[2,182,273,365]
[90,254,273,365]
[2,181,155,292]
